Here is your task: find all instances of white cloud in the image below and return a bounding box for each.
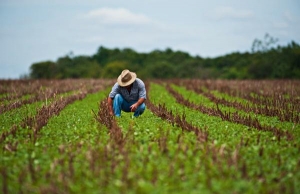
[84,7,152,25]
[214,6,254,20]
[273,21,288,29]
[284,11,294,22]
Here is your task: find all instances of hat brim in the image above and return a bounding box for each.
[117,72,136,87]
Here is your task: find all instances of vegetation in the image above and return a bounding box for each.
[0,79,299,193]
[29,34,300,79]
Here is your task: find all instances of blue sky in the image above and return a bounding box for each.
[0,0,299,79]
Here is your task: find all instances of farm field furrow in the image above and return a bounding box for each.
[93,86,249,193]
[179,80,299,108]
[148,82,299,193]
[168,84,298,141]
[0,79,299,194]
[0,90,91,143]
[1,88,110,193]
[0,79,112,142]
[207,90,300,123]
[0,79,112,114]
[150,83,268,145]
[172,79,300,123]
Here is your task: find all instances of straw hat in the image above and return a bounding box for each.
[117,69,137,87]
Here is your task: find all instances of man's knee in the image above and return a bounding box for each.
[114,94,123,103]
[140,103,146,110]
[138,103,146,113]
[115,94,121,99]
[134,103,146,117]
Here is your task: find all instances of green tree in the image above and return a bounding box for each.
[101,61,128,78]
[148,61,175,78]
[30,61,56,79]
[72,56,101,78]
[93,46,112,66]
[175,59,202,78]
[251,33,279,53]
[28,38,300,79]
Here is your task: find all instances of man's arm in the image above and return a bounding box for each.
[107,97,114,115]
[108,83,120,116]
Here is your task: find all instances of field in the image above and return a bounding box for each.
[0,79,299,194]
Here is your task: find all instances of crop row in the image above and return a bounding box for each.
[0,80,113,144]
[174,79,300,101]
[0,79,299,193]
[1,86,112,193]
[92,85,248,193]
[165,83,293,141]
[146,82,299,192]
[0,79,113,114]
[91,81,299,193]
[171,79,300,120]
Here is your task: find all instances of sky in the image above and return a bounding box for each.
[0,0,299,79]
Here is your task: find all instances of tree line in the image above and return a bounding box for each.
[29,35,300,80]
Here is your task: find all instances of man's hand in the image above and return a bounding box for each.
[130,98,145,112]
[130,103,138,112]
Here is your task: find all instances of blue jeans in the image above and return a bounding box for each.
[113,94,146,117]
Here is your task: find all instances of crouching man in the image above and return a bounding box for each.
[107,69,146,118]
